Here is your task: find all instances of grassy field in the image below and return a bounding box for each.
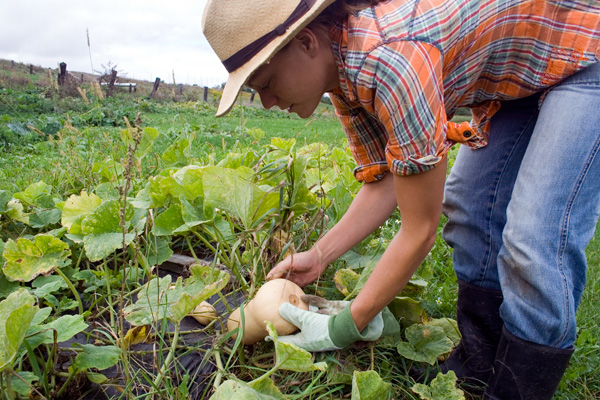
[0,60,598,399]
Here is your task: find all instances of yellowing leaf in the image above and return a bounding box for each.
[13,181,53,207]
[81,200,135,262]
[397,324,454,365]
[121,325,151,348]
[124,265,229,325]
[6,199,28,224]
[351,370,391,400]
[411,371,465,400]
[61,191,102,230]
[265,321,327,373]
[388,296,429,329]
[210,379,282,399]
[334,268,360,297]
[2,234,70,282]
[0,289,38,371]
[203,166,279,229]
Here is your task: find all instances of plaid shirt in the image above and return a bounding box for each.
[329,0,600,181]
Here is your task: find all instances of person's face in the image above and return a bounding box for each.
[247,28,339,119]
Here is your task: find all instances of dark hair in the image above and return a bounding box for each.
[309,0,383,28]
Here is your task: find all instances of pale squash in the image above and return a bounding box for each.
[227,278,308,344]
[189,301,218,325]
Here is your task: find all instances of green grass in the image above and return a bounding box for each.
[559,221,600,399]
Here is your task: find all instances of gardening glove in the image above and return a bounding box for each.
[278,298,400,352]
[302,294,348,315]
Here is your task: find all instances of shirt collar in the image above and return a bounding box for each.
[330,21,358,102]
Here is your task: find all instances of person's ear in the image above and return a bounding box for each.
[294,28,320,57]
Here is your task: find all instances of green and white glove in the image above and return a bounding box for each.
[278,295,400,352]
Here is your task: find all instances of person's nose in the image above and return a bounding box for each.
[259,90,278,109]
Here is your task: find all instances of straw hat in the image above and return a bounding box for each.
[202,0,336,117]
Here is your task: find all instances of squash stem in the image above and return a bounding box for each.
[55,268,83,316]
[153,322,180,388]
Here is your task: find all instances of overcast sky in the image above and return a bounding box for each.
[0,0,228,86]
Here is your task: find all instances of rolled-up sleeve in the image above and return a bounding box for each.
[332,40,455,181]
[371,41,452,176]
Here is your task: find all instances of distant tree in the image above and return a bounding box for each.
[95,61,126,84]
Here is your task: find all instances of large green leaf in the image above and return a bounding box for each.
[121,126,159,159]
[123,274,174,326]
[32,275,68,299]
[2,234,71,282]
[180,196,213,227]
[0,273,20,300]
[124,264,230,325]
[61,191,102,230]
[162,137,189,167]
[10,371,39,397]
[429,318,460,347]
[411,371,465,400]
[6,199,28,224]
[13,181,54,208]
[270,137,296,152]
[248,376,286,399]
[153,204,185,236]
[337,251,381,299]
[265,321,327,373]
[287,154,318,213]
[328,184,354,223]
[147,166,204,209]
[172,165,205,200]
[209,380,282,400]
[94,182,120,201]
[171,264,230,322]
[217,150,258,169]
[388,296,429,329]
[92,158,123,182]
[143,235,173,266]
[73,344,121,372]
[28,208,61,229]
[334,268,360,297]
[81,200,136,262]
[0,190,11,213]
[351,370,391,400]
[25,314,88,350]
[203,166,279,229]
[397,324,454,365]
[0,289,38,371]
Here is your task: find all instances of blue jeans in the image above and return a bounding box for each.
[442,62,600,349]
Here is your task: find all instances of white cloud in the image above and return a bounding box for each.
[0,0,228,86]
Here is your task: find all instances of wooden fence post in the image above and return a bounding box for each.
[30,64,33,74]
[150,77,161,99]
[105,69,118,98]
[250,92,256,104]
[203,86,208,102]
[178,84,183,97]
[57,62,67,86]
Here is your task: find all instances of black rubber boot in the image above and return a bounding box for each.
[441,280,504,390]
[483,327,574,400]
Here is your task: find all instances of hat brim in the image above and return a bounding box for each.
[216,0,335,117]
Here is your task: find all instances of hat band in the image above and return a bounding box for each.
[222,0,317,73]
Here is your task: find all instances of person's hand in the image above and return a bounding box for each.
[276,296,400,352]
[267,247,325,287]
